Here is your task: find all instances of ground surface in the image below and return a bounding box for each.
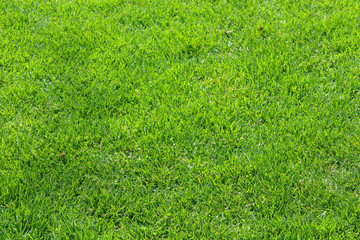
[1,0,360,239]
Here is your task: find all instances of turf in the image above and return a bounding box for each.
[1,0,360,239]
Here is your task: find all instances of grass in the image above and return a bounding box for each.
[1,0,360,238]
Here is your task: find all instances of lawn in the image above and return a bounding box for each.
[1,0,360,238]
